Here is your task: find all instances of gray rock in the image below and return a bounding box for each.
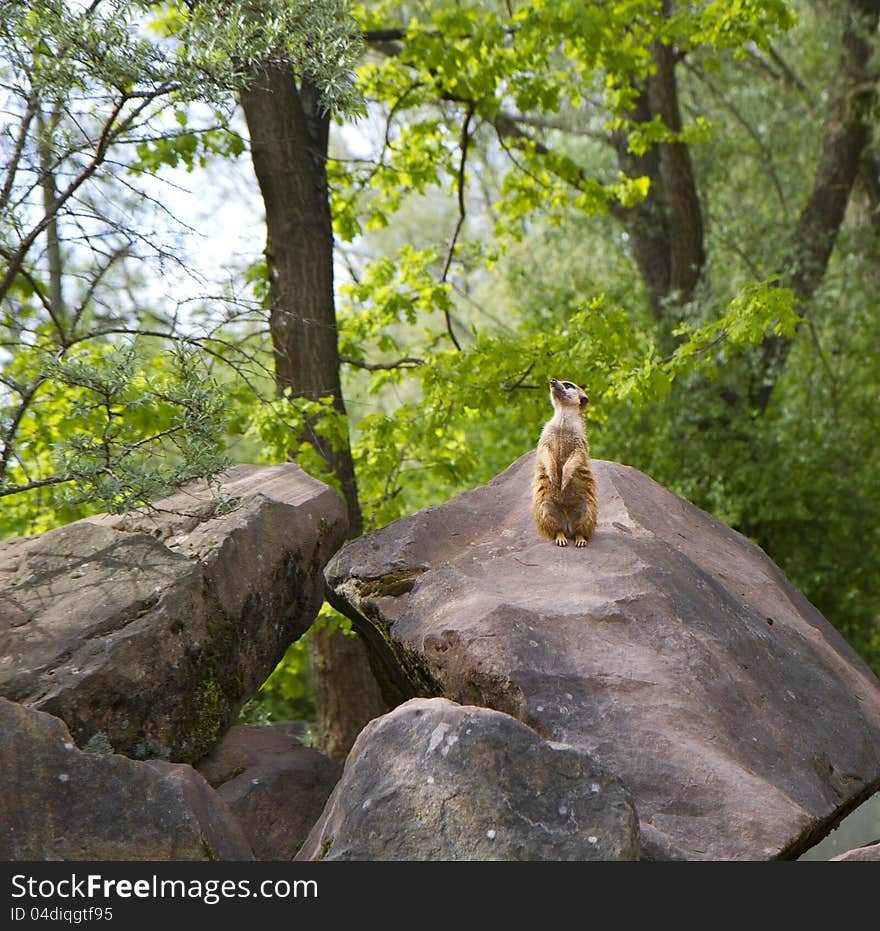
[0,463,347,762]
[297,697,639,861]
[326,454,880,860]
[196,724,341,860]
[0,697,253,860]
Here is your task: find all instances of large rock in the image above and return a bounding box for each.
[196,724,341,860]
[0,697,253,860]
[0,464,347,762]
[297,697,639,861]
[326,454,880,860]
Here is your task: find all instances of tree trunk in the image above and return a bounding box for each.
[754,0,880,411]
[240,63,362,534]
[613,1,877,413]
[611,3,705,324]
[647,31,705,305]
[612,87,672,321]
[787,2,879,303]
[241,63,386,759]
[36,105,66,334]
[307,625,388,764]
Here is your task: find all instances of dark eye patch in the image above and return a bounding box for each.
[562,381,574,389]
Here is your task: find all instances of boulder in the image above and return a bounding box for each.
[326,454,880,860]
[0,697,253,860]
[196,724,341,860]
[0,463,347,762]
[831,842,880,861]
[297,697,638,861]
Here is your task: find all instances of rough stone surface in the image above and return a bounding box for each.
[0,463,347,762]
[0,697,253,860]
[297,697,639,861]
[831,842,880,861]
[326,454,880,861]
[196,724,341,860]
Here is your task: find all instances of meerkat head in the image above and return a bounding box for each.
[549,378,589,415]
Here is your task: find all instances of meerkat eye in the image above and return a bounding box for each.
[562,381,574,389]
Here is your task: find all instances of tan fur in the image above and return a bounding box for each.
[532,378,597,547]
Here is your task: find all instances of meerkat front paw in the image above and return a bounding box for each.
[575,535,587,547]
[555,533,568,547]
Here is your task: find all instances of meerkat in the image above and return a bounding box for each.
[533,378,598,547]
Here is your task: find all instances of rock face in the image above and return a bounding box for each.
[0,697,253,860]
[326,454,880,860]
[297,697,639,861]
[196,724,342,860]
[0,464,347,762]
[831,842,880,861]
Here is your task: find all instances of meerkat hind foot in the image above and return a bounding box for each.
[554,533,568,547]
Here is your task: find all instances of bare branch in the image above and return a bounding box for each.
[683,58,789,219]
[0,84,177,305]
[438,106,474,351]
[0,475,72,499]
[126,424,185,451]
[70,243,133,334]
[0,92,36,210]
[502,361,537,391]
[340,355,424,371]
[0,378,46,483]
[12,265,67,344]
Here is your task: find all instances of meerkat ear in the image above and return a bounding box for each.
[579,393,589,408]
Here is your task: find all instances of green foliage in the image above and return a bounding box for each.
[0,0,365,539]
[7,0,880,720]
[3,0,363,113]
[132,111,246,173]
[0,341,229,536]
[237,638,315,727]
[236,604,353,727]
[9,0,366,111]
[245,391,349,497]
[340,0,797,242]
[248,0,880,714]
[338,272,798,528]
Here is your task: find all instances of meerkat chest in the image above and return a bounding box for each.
[541,425,588,463]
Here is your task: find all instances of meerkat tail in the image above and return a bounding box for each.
[533,473,562,541]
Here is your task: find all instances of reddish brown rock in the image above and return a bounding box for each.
[831,842,880,861]
[326,454,880,860]
[197,725,341,860]
[0,464,347,762]
[0,697,253,860]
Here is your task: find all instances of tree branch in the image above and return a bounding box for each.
[438,106,474,350]
[340,355,424,371]
[0,93,36,211]
[0,85,176,305]
[0,378,45,484]
[684,58,789,219]
[0,475,73,499]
